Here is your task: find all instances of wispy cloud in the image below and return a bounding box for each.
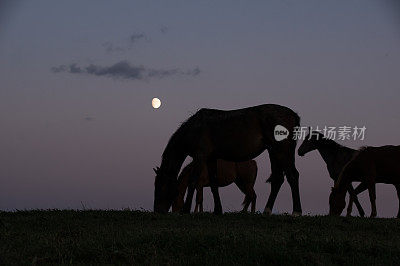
[102,42,125,53]
[103,32,148,53]
[129,33,147,43]
[160,26,168,34]
[84,116,95,122]
[51,61,200,81]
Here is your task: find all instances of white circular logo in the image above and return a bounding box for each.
[274,125,289,141]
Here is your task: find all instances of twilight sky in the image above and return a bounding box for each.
[1,0,400,217]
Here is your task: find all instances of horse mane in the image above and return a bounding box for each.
[318,134,343,148]
[358,146,369,152]
[311,132,349,150]
[161,111,202,164]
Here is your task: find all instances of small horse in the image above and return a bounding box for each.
[298,130,365,217]
[172,159,258,213]
[329,145,400,217]
[154,104,302,215]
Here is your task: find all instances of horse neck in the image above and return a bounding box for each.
[161,148,187,180]
[177,163,192,195]
[316,140,348,167]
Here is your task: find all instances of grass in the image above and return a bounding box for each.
[0,210,399,265]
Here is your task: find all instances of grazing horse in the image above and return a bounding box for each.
[329,145,400,217]
[298,130,365,217]
[154,104,302,215]
[172,159,258,213]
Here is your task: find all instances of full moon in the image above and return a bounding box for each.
[152,97,161,109]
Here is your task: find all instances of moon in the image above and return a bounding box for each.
[152,97,161,109]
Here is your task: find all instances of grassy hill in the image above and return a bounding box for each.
[0,210,399,265]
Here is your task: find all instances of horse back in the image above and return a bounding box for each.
[194,104,299,161]
[355,145,400,182]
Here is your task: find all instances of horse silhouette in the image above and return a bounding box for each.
[298,129,365,217]
[329,145,400,217]
[154,104,302,215]
[172,159,258,213]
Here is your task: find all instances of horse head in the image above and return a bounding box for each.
[298,127,322,156]
[153,166,178,213]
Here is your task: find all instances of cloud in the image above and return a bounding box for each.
[51,61,200,81]
[104,32,148,53]
[160,26,168,34]
[102,42,125,53]
[129,33,146,43]
[84,116,95,122]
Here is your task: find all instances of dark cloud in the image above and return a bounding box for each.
[69,63,83,73]
[104,32,148,53]
[51,61,200,81]
[84,116,95,122]
[129,33,146,43]
[102,42,125,53]
[51,65,66,73]
[160,26,168,34]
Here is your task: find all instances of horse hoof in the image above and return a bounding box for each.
[264,207,272,215]
[292,211,302,217]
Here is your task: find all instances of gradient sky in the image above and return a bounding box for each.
[1,0,400,217]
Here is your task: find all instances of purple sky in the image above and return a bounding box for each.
[1,0,400,217]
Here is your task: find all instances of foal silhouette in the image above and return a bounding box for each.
[172,159,258,213]
[298,130,365,217]
[330,145,400,217]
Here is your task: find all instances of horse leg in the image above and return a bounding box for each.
[198,187,204,213]
[194,187,203,213]
[367,182,377,218]
[264,154,284,215]
[235,180,251,212]
[183,158,207,213]
[285,164,302,216]
[242,195,250,212]
[243,186,256,213]
[395,184,400,218]
[346,184,364,217]
[183,184,195,213]
[250,188,257,213]
[208,160,223,214]
[276,144,302,216]
[211,186,222,214]
[349,183,367,217]
[346,188,354,217]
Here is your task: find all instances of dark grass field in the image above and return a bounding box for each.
[1,210,399,265]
